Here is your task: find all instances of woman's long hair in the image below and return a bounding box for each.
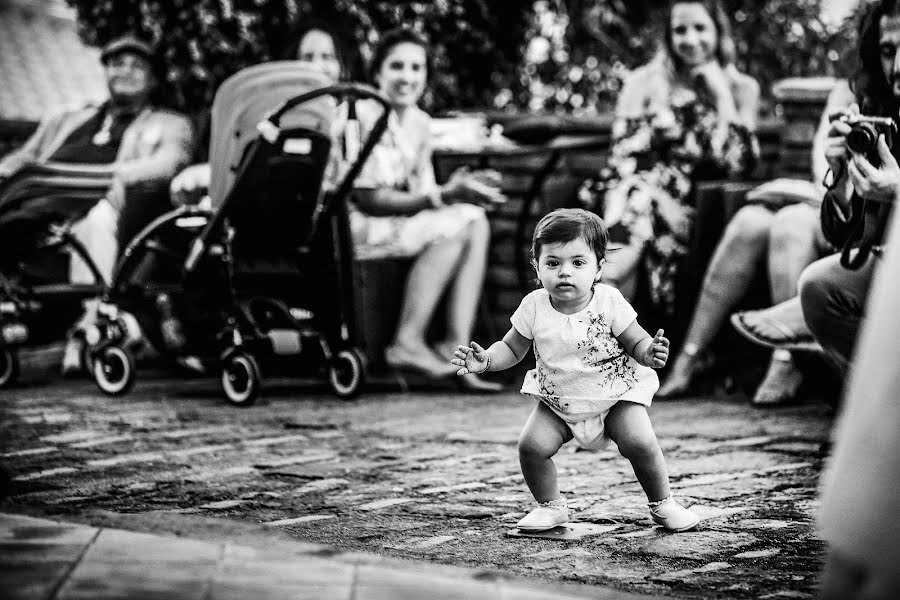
[852,0,900,117]
[282,18,361,82]
[661,0,736,73]
[367,28,433,86]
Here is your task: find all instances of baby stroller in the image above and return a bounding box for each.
[0,163,113,388]
[87,62,390,405]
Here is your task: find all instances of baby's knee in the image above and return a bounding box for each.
[518,431,558,461]
[615,430,660,461]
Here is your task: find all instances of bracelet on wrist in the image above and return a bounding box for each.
[480,353,491,374]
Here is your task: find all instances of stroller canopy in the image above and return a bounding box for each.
[208,62,336,208]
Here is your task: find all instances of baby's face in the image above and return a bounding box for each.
[535,238,602,310]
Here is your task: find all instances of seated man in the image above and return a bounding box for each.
[0,33,194,373]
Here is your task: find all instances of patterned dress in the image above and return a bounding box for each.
[510,285,658,449]
[581,81,757,314]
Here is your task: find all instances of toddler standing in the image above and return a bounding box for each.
[451,208,699,532]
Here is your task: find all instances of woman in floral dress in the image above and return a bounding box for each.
[583,0,760,314]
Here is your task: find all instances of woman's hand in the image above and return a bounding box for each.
[441,167,505,206]
[643,329,669,369]
[170,163,211,207]
[848,134,900,204]
[452,341,490,376]
[690,62,733,105]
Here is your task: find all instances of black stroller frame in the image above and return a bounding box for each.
[0,163,114,388]
[89,68,390,405]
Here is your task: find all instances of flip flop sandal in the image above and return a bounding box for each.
[730,311,824,353]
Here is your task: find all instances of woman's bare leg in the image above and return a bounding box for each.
[440,213,490,347]
[389,235,467,376]
[753,204,822,405]
[659,205,773,396]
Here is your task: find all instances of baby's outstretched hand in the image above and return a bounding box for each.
[645,329,669,369]
[451,341,489,376]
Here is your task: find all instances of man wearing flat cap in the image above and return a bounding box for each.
[0,32,194,374]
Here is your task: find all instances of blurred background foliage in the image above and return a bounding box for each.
[66,0,859,117]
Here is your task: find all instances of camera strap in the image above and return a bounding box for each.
[840,192,872,270]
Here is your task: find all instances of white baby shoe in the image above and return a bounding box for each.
[649,496,700,532]
[517,498,569,531]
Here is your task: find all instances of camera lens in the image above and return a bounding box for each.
[847,123,877,155]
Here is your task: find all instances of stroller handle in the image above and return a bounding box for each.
[266,83,391,127]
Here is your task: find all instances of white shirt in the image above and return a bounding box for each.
[511,285,659,420]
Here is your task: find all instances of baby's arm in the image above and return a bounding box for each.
[452,327,531,376]
[617,321,669,369]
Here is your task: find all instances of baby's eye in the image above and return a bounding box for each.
[673,26,687,35]
[881,44,896,59]
[573,259,586,267]
[546,260,559,268]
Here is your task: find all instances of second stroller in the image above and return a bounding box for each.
[88,63,390,405]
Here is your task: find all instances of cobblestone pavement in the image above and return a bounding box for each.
[1,359,834,599]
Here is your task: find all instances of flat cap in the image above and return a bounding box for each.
[101,34,156,63]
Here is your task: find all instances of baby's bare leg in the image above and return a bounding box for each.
[518,401,572,503]
[605,402,670,501]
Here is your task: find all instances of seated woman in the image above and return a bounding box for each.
[350,28,505,390]
[659,80,854,405]
[584,0,759,312]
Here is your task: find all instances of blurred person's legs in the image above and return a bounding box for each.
[63,199,119,376]
[385,234,468,380]
[818,221,900,600]
[752,203,826,405]
[659,204,773,397]
[431,211,502,391]
[799,253,876,376]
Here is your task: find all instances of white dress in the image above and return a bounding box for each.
[347,100,484,260]
[510,285,659,449]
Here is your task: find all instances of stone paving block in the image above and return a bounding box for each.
[291,478,350,495]
[413,535,456,548]
[651,561,731,582]
[57,561,212,600]
[620,531,757,560]
[507,523,620,541]
[263,515,336,526]
[357,498,415,511]
[210,547,354,600]
[417,482,488,495]
[81,529,220,566]
[354,564,494,600]
[199,500,244,510]
[253,450,339,469]
[405,503,500,519]
[733,548,781,559]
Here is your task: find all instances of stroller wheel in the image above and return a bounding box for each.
[92,346,136,396]
[0,348,19,389]
[328,349,365,400]
[221,352,261,407]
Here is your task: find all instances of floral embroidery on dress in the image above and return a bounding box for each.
[578,92,757,314]
[534,345,565,411]
[576,310,638,399]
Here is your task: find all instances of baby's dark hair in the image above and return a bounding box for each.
[531,208,609,264]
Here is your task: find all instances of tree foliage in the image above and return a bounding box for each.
[65,0,532,115]
[502,0,858,115]
[66,0,860,117]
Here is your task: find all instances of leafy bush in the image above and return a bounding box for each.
[500,0,858,115]
[65,0,532,115]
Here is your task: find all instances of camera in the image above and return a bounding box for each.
[834,114,898,166]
